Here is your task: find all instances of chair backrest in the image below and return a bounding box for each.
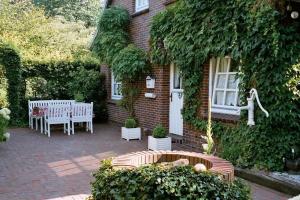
[72,102,93,120]
[28,100,75,115]
[45,105,70,123]
[28,100,50,115]
[48,100,75,106]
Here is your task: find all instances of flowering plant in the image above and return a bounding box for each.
[0,108,11,142]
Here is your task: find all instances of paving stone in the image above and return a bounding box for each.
[0,123,292,200]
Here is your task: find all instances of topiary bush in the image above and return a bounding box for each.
[152,124,167,138]
[124,118,137,128]
[91,159,250,200]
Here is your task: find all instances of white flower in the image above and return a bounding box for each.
[3,115,10,120]
[0,108,10,120]
[0,109,5,116]
[2,108,11,115]
[4,132,10,140]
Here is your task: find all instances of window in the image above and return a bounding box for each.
[209,57,240,115]
[111,72,122,100]
[173,64,183,90]
[135,0,149,12]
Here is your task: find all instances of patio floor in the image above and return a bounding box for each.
[0,123,292,200]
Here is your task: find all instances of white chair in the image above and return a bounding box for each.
[44,105,71,137]
[70,102,93,135]
[28,100,49,132]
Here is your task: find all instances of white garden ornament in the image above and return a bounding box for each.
[238,88,269,126]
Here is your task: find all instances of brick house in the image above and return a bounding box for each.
[97,0,300,149]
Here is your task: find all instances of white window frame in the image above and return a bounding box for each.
[111,72,122,100]
[135,0,149,12]
[209,57,240,115]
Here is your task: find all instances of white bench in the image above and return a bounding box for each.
[28,100,75,130]
[28,100,94,137]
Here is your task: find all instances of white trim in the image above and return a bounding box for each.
[111,72,122,100]
[209,57,240,115]
[135,0,149,12]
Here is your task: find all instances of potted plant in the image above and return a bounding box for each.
[148,124,171,151]
[121,118,141,141]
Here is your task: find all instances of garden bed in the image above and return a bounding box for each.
[111,150,234,182]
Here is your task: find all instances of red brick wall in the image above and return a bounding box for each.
[102,0,238,150]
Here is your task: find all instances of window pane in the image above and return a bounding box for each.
[225,91,236,106]
[214,91,224,105]
[227,74,238,89]
[173,65,182,89]
[216,74,226,89]
[219,58,229,72]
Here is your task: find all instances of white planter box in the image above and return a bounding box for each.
[148,136,172,151]
[121,127,141,141]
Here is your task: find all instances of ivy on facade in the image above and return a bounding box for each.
[92,6,150,118]
[150,0,300,170]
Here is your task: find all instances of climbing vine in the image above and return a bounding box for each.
[92,6,150,118]
[0,40,22,122]
[150,0,300,170]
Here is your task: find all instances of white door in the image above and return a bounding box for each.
[169,63,184,136]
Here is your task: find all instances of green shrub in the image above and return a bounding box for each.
[124,118,137,128]
[112,44,150,82]
[0,40,22,122]
[68,67,108,122]
[91,160,250,200]
[153,124,167,138]
[98,6,130,32]
[92,6,130,65]
[23,61,108,123]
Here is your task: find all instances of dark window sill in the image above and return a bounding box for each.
[164,0,176,6]
[132,8,149,18]
[108,99,121,105]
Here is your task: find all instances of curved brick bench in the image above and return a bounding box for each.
[112,150,234,182]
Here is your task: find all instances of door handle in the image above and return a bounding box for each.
[170,93,173,102]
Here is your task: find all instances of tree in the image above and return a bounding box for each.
[33,0,102,27]
[0,0,97,62]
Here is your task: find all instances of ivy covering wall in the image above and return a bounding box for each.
[92,6,150,119]
[150,0,300,170]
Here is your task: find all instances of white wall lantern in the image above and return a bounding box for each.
[146,76,155,89]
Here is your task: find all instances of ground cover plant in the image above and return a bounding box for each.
[91,159,250,200]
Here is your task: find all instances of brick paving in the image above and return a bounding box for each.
[0,123,293,200]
